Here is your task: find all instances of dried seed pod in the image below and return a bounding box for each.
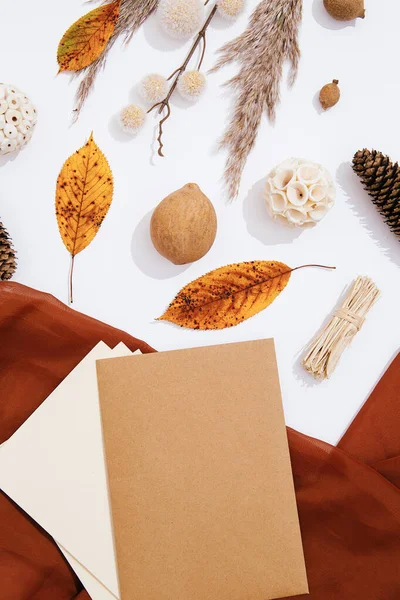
[0,83,37,155]
[157,0,204,39]
[0,219,17,281]
[139,74,168,105]
[217,0,246,20]
[319,79,340,110]
[119,104,146,135]
[323,0,365,21]
[177,71,206,102]
[264,158,335,228]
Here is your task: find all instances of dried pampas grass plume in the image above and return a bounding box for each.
[210,0,303,200]
[73,0,159,121]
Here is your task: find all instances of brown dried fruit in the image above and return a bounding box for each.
[323,0,365,21]
[319,79,341,110]
[150,183,217,265]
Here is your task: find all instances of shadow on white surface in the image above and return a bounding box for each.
[336,162,400,267]
[312,90,325,115]
[131,210,191,279]
[291,281,351,390]
[243,177,304,246]
[0,151,21,168]
[129,81,146,106]
[291,358,322,389]
[142,13,188,53]
[148,114,161,165]
[169,91,196,110]
[312,0,357,30]
[209,12,237,32]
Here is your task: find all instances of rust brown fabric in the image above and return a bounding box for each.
[0,282,399,600]
[338,354,400,472]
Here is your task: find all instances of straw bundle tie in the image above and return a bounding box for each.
[334,309,364,331]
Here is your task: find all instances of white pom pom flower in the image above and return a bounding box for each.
[157,0,204,39]
[139,74,168,104]
[177,71,206,102]
[264,158,335,228]
[217,0,246,20]
[0,83,37,155]
[120,104,146,135]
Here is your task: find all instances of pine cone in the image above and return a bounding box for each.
[352,149,400,238]
[0,219,17,280]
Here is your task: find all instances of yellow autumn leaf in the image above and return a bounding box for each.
[55,133,114,303]
[158,261,335,330]
[57,1,120,73]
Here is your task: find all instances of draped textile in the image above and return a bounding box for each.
[0,282,399,600]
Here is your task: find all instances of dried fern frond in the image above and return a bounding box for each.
[210,0,302,200]
[73,0,159,120]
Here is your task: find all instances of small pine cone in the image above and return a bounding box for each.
[352,149,400,238]
[0,219,17,280]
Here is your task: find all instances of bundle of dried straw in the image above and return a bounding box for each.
[303,276,380,379]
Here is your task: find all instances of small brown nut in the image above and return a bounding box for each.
[319,79,340,110]
[323,0,365,21]
[150,183,217,265]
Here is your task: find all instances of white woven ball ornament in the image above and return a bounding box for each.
[264,158,335,228]
[0,83,37,156]
[157,0,204,39]
[177,71,206,102]
[139,74,168,104]
[217,0,246,20]
[120,104,146,135]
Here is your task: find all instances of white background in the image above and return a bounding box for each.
[1,0,399,445]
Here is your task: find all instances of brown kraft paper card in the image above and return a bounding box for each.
[96,339,308,600]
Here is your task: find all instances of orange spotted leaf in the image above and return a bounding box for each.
[57,1,120,72]
[55,133,114,303]
[158,261,335,330]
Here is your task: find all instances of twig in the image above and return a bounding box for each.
[148,4,217,156]
[197,32,207,70]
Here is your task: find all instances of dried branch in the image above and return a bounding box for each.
[147,4,217,157]
[73,0,159,120]
[210,0,302,200]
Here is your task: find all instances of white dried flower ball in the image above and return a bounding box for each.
[157,0,204,39]
[120,104,146,135]
[0,83,37,156]
[217,0,246,20]
[139,74,168,104]
[264,158,335,228]
[177,71,206,102]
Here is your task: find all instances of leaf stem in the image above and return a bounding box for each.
[69,255,75,305]
[147,4,218,156]
[292,264,336,273]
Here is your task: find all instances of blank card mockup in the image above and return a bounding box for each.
[96,339,308,600]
